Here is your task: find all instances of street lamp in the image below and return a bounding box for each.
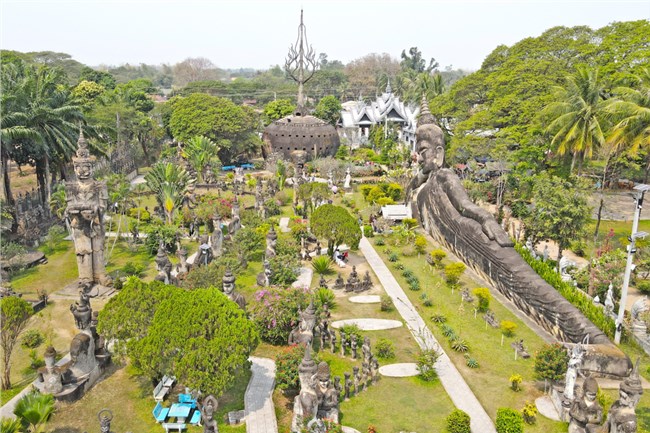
[614,184,650,344]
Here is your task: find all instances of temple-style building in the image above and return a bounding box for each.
[262,10,340,162]
[339,82,419,149]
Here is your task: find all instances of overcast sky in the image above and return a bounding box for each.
[1,0,648,71]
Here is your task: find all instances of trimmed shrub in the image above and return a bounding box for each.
[521,401,537,425]
[388,252,399,262]
[496,408,524,433]
[21,330,44,349]
[444,262,466,286]
[446,409,471,433]
[380,295,394,312]
[500,320,517,337]
[509,374,523,391]
[533,343,569,382]
[466,358,479,369]
[430,249,447,268]
[637,280,650,295]
[414,235,427,255]
[128,207,151,222]
[363,225,374,238]
[375,338,395,359]
[472,287,491,312]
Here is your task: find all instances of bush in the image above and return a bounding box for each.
[430,314,447,323]
[21,330,44,349]
[122,262,145,277]
[417,348,441,381]
[264,198,281,217]
[423,297,433,307]
[496,408,524,433]
[375,338,395,359]
[444,262,466,286]
[312,256,334,276]
[509,374,523,391]
[374,237,385,246]
[315,287,336,310]
[637,280,650,295]
[275,345,320,390]
[500,320,517,337]
[393,263,404,271]
[144,223,179,255]
[402,218,417,228]
[472,287,491,312]
[249,287,311,345]
[380,295,394,312]
[446,409,471,433]
[451,339,470,353]
[521,401,537,425]
[0,241,26,260]
[466,358,479,369]
[340,324,363,344]
[430,249,447,268]
[414,235,427,255]
[128,207,151,222]
[363,225,374,238]
[388,252,399,262]
[441,324,456,339]
[533,343,569,382]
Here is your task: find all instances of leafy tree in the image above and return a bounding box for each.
[79,66,116,89]
[71,80,106,107]
[13,391,55,432]
[263,99,295,125]
[542,66,608,174]
[249,287,311,344]
[182,255,242,290]
[313,95,342,126]
[275,344,320,391]
[523,174,590,269]
[533,343,569,382]
[311,204,361,256]
[1,296,32,389]
[167,93,260,163]
[129,287,258,395]
[145,162,194,224]
[344,53,400,96]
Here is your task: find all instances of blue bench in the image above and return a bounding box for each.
[153,401,170,423]
[189,409,201,425]
[162,422,186,432]
[240,163,254,170]
[222,165,236,171]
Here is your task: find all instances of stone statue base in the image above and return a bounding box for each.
[59,282,115,298]
[550,385,572,422]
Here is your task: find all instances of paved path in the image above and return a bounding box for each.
[359,238,497,433]
[0,384,32,419]
[245,357,278,433]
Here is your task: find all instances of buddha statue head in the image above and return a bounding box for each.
[415,96,445,175]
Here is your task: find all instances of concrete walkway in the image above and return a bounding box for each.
[0,384,33,419]
[245,357,278,433]
[359,238,497,433]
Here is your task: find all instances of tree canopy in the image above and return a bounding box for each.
[311,204,361,255]
[314,95,342,126]
[1,296,32,389]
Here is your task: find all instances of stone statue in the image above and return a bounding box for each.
[177,247,189,275]
[98,409,113,433]
[223,269,246,310]
[352,366,360,395]
[330,329,337,353]
[344,372,351,400]
[371,356,380,384]
[211,215,223,258]
[65,130,111,289]
[154,244,173,284]
[200,394,219,433]
[291,346,319,432]
[319,275,328,289]
[333,376,342,401]
[461,288,475,303]
[39,346,63,394]
[313,362,339,423]
[333,273,345,290]
[265,226,278,260]
[630,296,648,336]
[288,301,317,346]
[604,284,615,316]
[484,310,500,328]
[346,266,360,292]
[543,244,550,261]
[510,339,530,359]
[197,235,213,267]
[565,338,588,401]
[339,331,347,356]
[603,359,643,433]
[70,291,92,330]
[361,271,372,292]
[344,167,351,189]
[350,334,358,359]
[407,96,628,377]
[257,259,272,287]
[229,200,241,237]
[568,377,603,433]
[362,336,372,364]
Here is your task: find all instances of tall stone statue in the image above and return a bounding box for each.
[222,269,246,310]
[568,377,603,433]
[313,361,339,423]
[154,244,173,285]
[289,301,317,346]
[603,359,643,433]
[65,130,111,290]
[407,96,630,378]
[565,337,588,401]
[292,346,319,432]
[344,167,351,189]
[266,225,278,260]
[211,215,223,258]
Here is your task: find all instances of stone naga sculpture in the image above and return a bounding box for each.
[407,96,630,378]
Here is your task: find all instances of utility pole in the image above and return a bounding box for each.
[614,184,650,344]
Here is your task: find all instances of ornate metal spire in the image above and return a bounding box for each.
[285,9,317,114]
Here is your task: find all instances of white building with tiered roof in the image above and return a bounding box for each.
[338,82,420,149]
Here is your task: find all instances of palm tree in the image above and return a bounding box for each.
[145,162,194,224]
[13,391,55,432]
[605,68,650,178]
[183,135,220,183]
[543,66,608,174]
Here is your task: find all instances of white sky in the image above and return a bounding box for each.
[1,0,648,71]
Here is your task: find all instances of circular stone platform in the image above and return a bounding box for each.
[341,427,361,433]
[348,295,381,304]
[535,396,561,421]
[331,318,403,331]
[378,363,419,377]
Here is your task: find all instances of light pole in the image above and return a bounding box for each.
[614,184,650,344]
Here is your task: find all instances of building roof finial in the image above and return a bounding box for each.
[386,79,392,94]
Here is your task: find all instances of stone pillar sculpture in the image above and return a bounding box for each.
[211,215,223,258]
[291,346,319,432]
[65,130,111,290]
[223,269,246,310]
[266,226,278,260]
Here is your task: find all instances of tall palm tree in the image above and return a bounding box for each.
[543,66,608,174]
[605,68,650,177]
[145,162,194,224]
[183,135,219,183]
[13,391,55,432]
